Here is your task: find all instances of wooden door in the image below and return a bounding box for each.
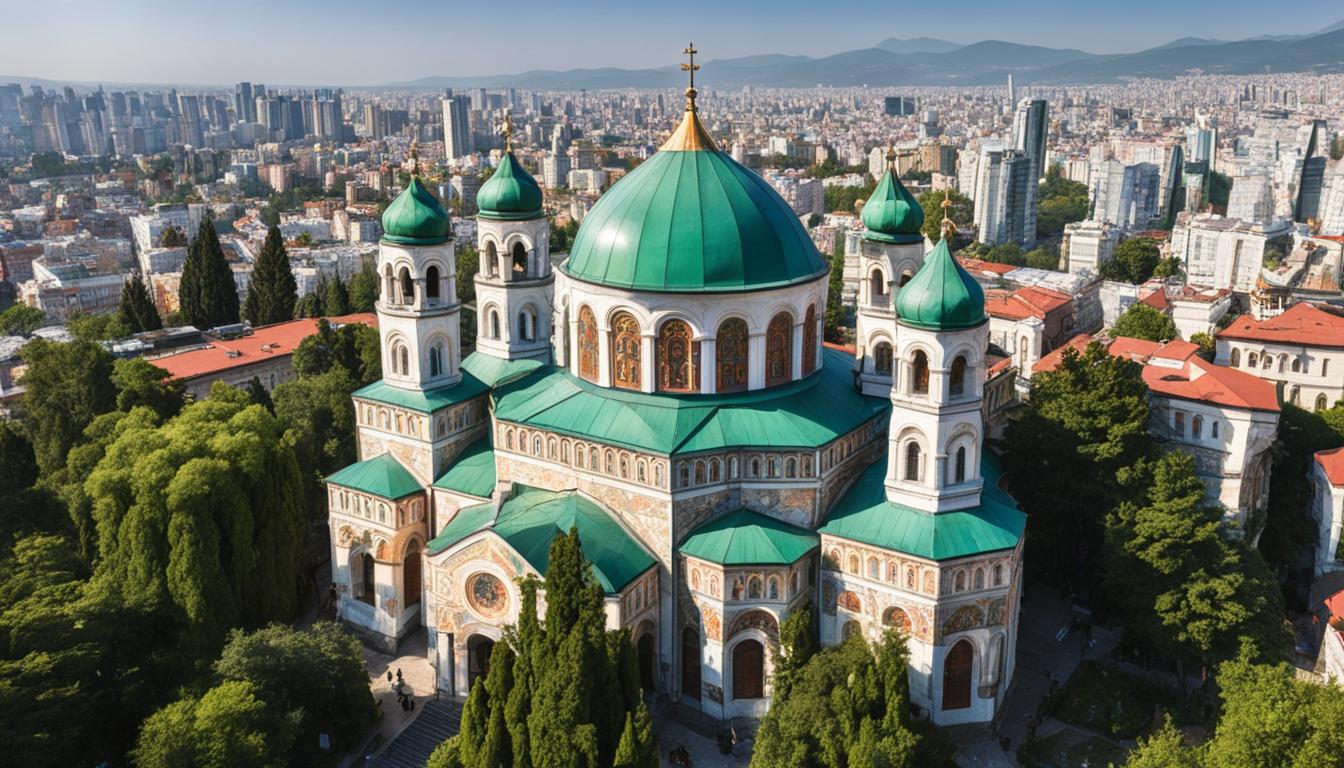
[681,628,701,700]
[732,640,764,700]
[942,640,973,710]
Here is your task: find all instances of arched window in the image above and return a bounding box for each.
[484,241,498,278]
[716,318,749,393]
[1319,394,1331,412]
[398,266,413,303]
[874,342,893,375]
[709,460,721,482]
[974,568,984,590]
[518,309,535,341]
[954,446,966,483]
[867,557,879,579]
[950,355,967,397]
[1192,415,1202,438]
[993,563,1004,586]
[954,571,966,592]
[870,269,887,302]
[766,313,793,386]
[357,552,375,604]
[1211,420,1220,439]
[911,350,930,394]
[657,319,699,392]
[803,304,818,375]
[577,306,599,382]
[786,457,797,478]
[1230,348,1240,366]
[383,264,394,301]
[1292,357,1302,373]
[694,461,706,484]
[904,442,921,482]
[429,345,442,377]
[1262,355,1272,370]
[1324,360,1330,377]
[489,309,501,339]
[899,268,914,287]
[1278,355,1287,373]
[425,265,441,300]
[1248,352,1258,368]
[511,242,528,278]
[848,554,859,574]
[611,311,642,390]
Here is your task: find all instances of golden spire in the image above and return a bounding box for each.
[940,188,956,240]
[885,144,897,172]
[408,139,420,177]
[503,113,514,154]
[660,43,716,152]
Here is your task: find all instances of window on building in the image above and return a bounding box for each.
[870,269,887,302]
[1230,348,1240,367]
[1292,358,1302,373]
[766,313,793,386]
[429,346,442,377]
[1248,352,1258,368]
[904,442,921,482]
[511,242,528,278]
[657,319,699,392]
[1211,420,1220,439]
[802,304,818,375]
[874,342,893,375]
[611,312,642,390]
[912,350,930,395]
[1319,394,1330,412]
[954,446,966,483]
[578,306,599,382]
[399,267,413,303]
[1174,411,1185,436]
[1192,415,1202,438]
[950,355,967,397]
[716,318,749,392]
[426,265,441,300]
[489,309,501,339]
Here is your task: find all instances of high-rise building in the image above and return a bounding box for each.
[973,147,1035,248]
[441,98,473,160]
[883,96,916,117]
[1011,98,1048,182]
[234,82,255,123]
[1091,160,1161,230]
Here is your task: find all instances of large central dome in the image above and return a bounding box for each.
[563,99,828,293]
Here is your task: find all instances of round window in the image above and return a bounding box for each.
[467,572,508,617]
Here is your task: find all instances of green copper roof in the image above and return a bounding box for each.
[426,485,656,593]
[432,439,496,498]
[562,146,829,293]
[894,237,986,330]
[862,163,924,244]
[382,176,451,246]
[492,347,888,455]
[477,152,544,221]
[326,453,422,500]
[353,353,542,414]
[818,454,1024,561]
[679,508,819,566]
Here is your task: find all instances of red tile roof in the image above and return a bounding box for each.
[1318,447,1344,487]
[985,285,1072,321]
[152,314,377,381]
[1326,587,1344,624]
[1032,333,1278,412]
[1140,289,1170,311]
[1216,303,1344,349]
[957,256,1017,277]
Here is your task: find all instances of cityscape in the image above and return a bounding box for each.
[5,4,1344,767]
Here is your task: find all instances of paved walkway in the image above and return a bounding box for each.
[341,632,442,767]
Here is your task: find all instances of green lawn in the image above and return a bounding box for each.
[1051,661,1166,739]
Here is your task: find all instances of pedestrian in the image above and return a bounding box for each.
[409,699,415,712]
[396,667,403,682]
[386,670,392,683]
[401,696,410,713]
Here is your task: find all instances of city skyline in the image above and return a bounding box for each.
[2,0,1343,87]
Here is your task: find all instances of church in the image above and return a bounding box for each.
[325,51,1025,727]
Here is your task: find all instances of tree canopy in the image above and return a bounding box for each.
[241,225,297,327]
[119,272,164,333]
[917,188,974,242]
[179,214,241,329]
[1036,166,1090,238]
[1100,237,1163,284]
[1113,302,1178,342]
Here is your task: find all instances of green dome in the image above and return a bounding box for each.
[895,236,985,330]
[562,109,828,293]
[382,176,451,246]
[861,161,924,244]
[477,151,544,221]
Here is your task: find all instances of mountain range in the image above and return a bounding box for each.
[392,20,1344,90]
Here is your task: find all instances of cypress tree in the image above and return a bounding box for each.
[457,675,490,767]
[118,272,163,333]
[242,225,296,327]
[612,703,657,768]
[322,274,350,316]
[347,262,379,312]
[479,641,515,767]
[179,214,240,329]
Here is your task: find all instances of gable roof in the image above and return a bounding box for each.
[1318,447,1344,487]
[152,313,376,381]
[1216,303,1344,349]
[679,509,819,566]
[426,486,656,594]
[326,453,422,499]
[432,439,496,498]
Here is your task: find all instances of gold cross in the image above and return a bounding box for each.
[681,43,699,90]
[408,139,419,176]
[503,113,514,154]
[940,188,955,240]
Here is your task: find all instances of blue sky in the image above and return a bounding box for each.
[1,0,1340,85]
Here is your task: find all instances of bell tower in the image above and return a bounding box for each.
[474,114,553,363]
[377,142,462,391]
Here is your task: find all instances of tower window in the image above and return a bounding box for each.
[426,265,441,300]
[489,309,501,339]
[512,242,528,279]
[904,442,921,482]
[399,346,409,376]
[911,350,930,395]
[484,241,498,278]
[429,346,442,377]
[950,355,967,397]
[954,446,966,483]
[765,312,792,387]
[399,267,413,302]
[874,342,893,375]
[611,311,642,390]
[657,319,699,392]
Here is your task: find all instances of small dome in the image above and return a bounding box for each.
[382,176,451,246]
[862,155,924,244]
[477,151,544,221]
[895,237,985,330]
[564,105,828,293]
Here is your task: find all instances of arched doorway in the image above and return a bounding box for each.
[680,627,701,701]
[731,640,764,700]
[637,632,656,693]
[467,635,494,692]
[403,542,421,611]
[942,640,973,710]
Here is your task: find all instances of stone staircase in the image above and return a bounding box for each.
[369,698,463,768]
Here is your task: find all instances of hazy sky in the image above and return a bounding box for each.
[1,0,1340,86]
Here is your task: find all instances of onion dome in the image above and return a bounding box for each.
[861,147,924,244]
[562,51,827,293]
[478,116,544,221]
[381,144,451,246]
[895,205,984,330]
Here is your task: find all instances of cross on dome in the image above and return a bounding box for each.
[681,43,700,110]
[502,113,514,154]
[940,189,956,240]
[407,140,420,176]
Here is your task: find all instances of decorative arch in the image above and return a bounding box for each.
[716,317,750,393]
[765,312,792,386]
[577,306,599,382]
[911,349,930,394]
[657,318,699,392]
[949,354,968,397]
[610,311,642,390]
[942,605,984,635]
[398,265,414,303]
[728,609,779,640]
[837,589,862,613]
[882,606,912,632]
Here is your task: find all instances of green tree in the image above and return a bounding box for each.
[1025,244,1061,271]
[985,242,1026,266]
[1153,256,1184,279]
[827,178,878,216]
[1100,237,1162,284]
[347,261,380,312]
[180,213,241,329]
[612,703,657,768]
[244,376,274,412]
[67,310,129,342]
[1035,166,1090,238]
[1190,332,1216,360]
[1112,303,1178,342]
[241,226,297,327]
[1122,717,1197,767]
[917,188,974,242]
[824,237,848,343]
[0,303,46,335]
[1002,342,1152,586]
[133,680,293,768]
[112,357,185,419]
[119,271,164,333]
[1261,404,1344,577]
[773,598,816,699]
[19,338,117,475]
[290,318,379,384]
[322,275,350,316]
[159,225,188,248]
[295,290,323,318]
[273,370,359,514]
[457,245,479,306]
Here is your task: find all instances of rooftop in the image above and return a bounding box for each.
[151,313,376,381]
[1216,303,1344,350]
[679,508,819,566]
[1318,447,1344,487]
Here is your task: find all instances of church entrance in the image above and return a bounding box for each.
[680,627,701,701]
[637,632,656,692]
[403,542,421,612]
[942,640,973,710]
[731,640,764,700]
[467,635,494,692]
